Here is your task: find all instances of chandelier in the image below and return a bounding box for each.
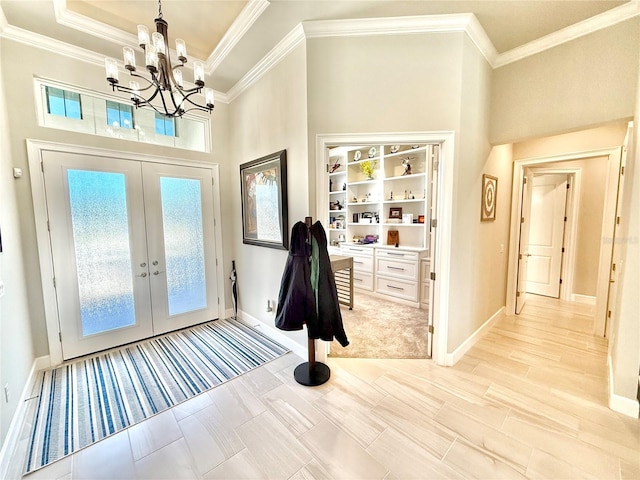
[105,0,214,118]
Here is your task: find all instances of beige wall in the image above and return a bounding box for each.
[491,18,639,145]
[228,44,310,349]
[306,33,511,354]
[0,42,37,445]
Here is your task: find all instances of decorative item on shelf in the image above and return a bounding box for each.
[354,150,362,161]
[368,147,377,158]
[390,145,400,153]
[387,230,399,247]
[342,182,346,191]
[411,145,420,149]
[329,178,332,192]
[401,157,412,175]
[404,190,408,200]
[418,215,425,223]
[359,160,377,180]
[389,191,393,200]
[409,191,415,199]
[402,213,413,224]
[338,234,346,242]
[352,235,363,243]
[353,213,359,223]
[423,189,426,199]
[105,0,214,118]
[361,234,377,244]
[389,207,402,220]
[330,200,343,210]
[329,160,341,173]
[352,196,358,203]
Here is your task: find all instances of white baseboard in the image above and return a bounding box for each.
[571,294,597,306]
[445,307,505,366]
[238,310,307,360]
[0,355,50,479]
[608,357,640,418]
[224,307,235,319]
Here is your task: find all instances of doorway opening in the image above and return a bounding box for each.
[507,146,624,336]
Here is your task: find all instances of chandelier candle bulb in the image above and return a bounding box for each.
[105,58,119,83]
[137,25,150,47]
[174,69,184,88]
[193,61,205,87]
[145,44,159,72]
[175,39,187,63]
[152,32,166,56]
[205,88,215,107]
[123,47,136,71]
[129,81,140,101]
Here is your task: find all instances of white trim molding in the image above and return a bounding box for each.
[571,294,597,306]
[494,0,640,68]
[445,307,504,366]
[315,131,456,366]
[226,23,306,103]
[206,0,271,72]
[608,358,640,418]
[239,310,307,360]
[0,356,50,480]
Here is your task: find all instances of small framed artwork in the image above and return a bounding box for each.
[481,174,498,222]
[389,207,402,219]
[387,229,399,246]
[418,215,425,224]
[240,150,289,250]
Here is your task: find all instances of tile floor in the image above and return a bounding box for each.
[8,295,640,479]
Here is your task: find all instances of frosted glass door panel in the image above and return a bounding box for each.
[142,163,219,334]
[67,169,136,335]
[160,177,207,315]
[43,151,153,360]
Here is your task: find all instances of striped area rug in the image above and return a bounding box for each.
[25,318,288,473]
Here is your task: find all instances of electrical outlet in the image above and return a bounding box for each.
[4,383,9,403]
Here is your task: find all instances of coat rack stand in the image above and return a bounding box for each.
[293,216,331,386]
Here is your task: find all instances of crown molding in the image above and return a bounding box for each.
[53,0,138,48]
[0,21,105,68]
[206,0,270,73]
[301,12,497,64]
[494,0,640,68]
[226,23,305,103]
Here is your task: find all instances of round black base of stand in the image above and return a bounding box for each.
[293,362,330,386]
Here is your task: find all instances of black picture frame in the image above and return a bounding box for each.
[240,150,289,250]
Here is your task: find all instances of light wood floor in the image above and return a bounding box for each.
[17,295,640,479]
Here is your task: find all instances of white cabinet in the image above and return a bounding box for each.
[341,244,374,291]
[420,258,431,308]
[327,144,436,250]
[375,248,423,303]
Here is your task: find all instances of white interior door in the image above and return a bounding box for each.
[516,169,533,314]
[526,174,568,298]
[44,152,219,359]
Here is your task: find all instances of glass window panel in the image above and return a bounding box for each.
[120,107,133,129]
[65,91,82,119]
[160,177,206,315]
[164,118,175,137]
[155,114,165,135]
[67,169,136,336]
[106,101,120,127]
[46,87,66,116]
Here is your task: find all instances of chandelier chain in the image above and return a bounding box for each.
[158,0,163,19]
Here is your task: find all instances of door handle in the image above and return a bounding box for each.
[136,272,148,278]
[153,270,165,276]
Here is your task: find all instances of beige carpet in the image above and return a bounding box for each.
[329,290,429,359]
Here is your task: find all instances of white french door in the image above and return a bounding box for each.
[43,150,218,359]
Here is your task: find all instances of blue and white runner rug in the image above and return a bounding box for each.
[25,318,288,473]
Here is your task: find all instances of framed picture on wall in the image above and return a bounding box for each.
[240,150,289,250]
[481,174,498,222]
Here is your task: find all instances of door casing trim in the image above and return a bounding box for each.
[26,139,225,366]
[506,147,622,337]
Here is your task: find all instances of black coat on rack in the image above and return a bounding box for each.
[275,220,349,347]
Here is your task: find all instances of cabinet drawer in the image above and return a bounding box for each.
[375,249,419,261]
[353,271,373,291]
[376,258,418,281]
[376,277,418,302]
[351,255,373,273]
[341,245,373,257]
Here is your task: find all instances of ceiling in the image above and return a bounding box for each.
[0,0,634,95]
